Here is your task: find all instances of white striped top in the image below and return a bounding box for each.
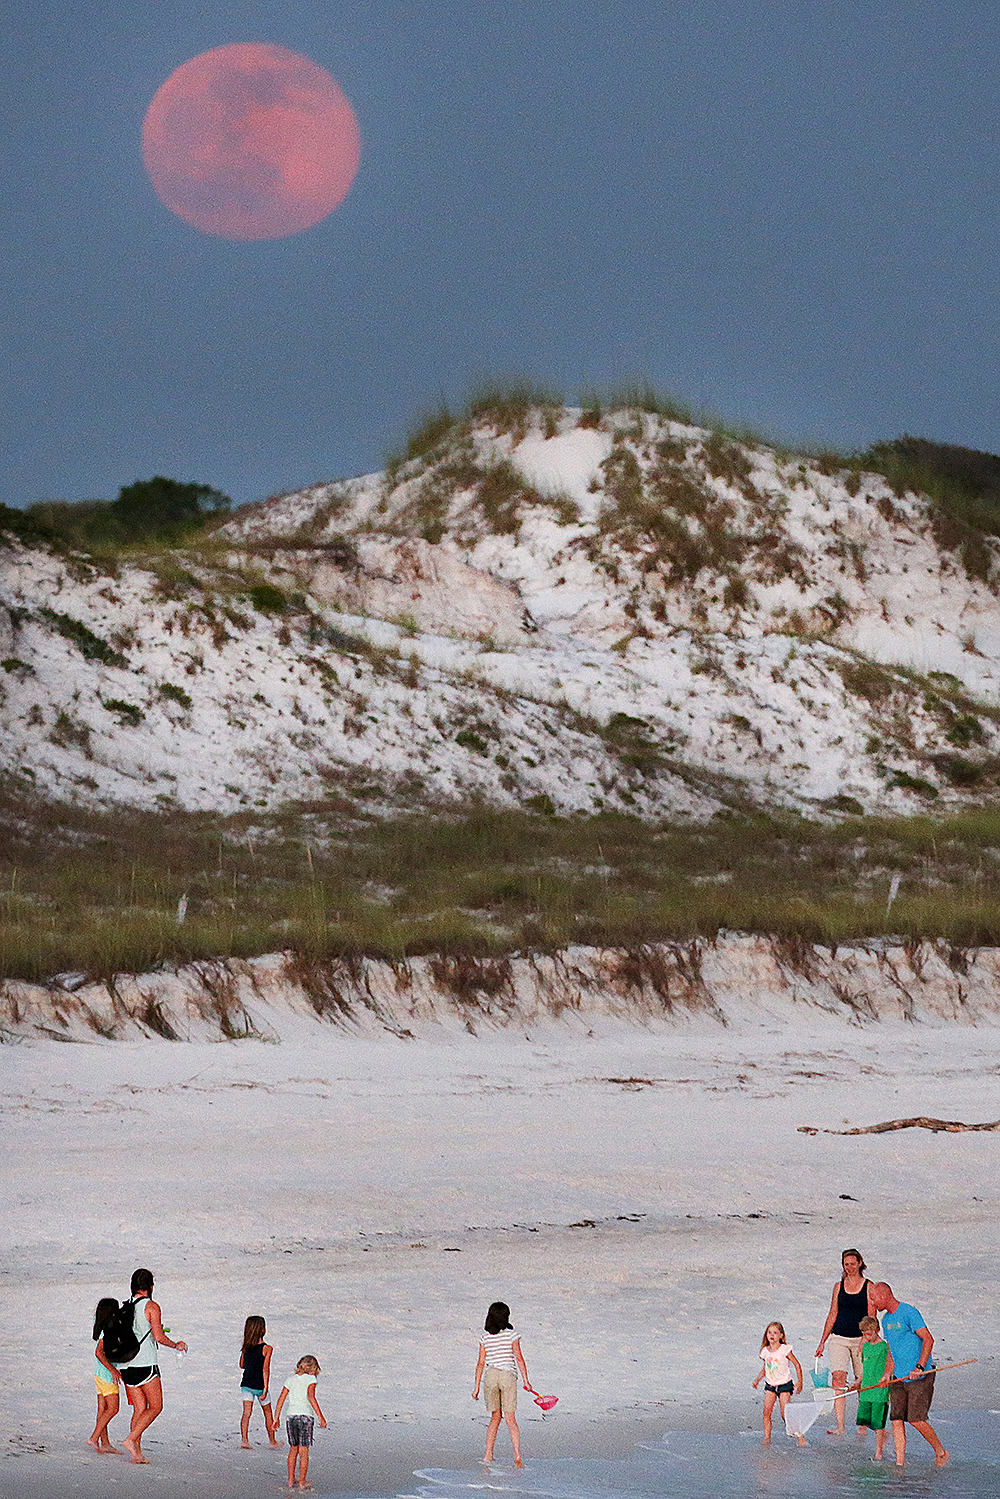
[480,1328,519,1372]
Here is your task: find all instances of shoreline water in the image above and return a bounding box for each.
[4,1407,998,1499]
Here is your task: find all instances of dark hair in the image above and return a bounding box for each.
[841,1248,867,1274]
[93,1298,119,1340]
[130,1268,154,1295]
[484,1301,512,1335]
[242,1315,266,1351]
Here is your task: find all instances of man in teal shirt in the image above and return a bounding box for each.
[870,1282,949,1467]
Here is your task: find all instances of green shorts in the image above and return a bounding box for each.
[857,1394,888,1431]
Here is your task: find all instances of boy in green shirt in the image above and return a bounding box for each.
[850,1315,889,1460]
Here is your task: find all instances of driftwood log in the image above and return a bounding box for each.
[798,1117,1000,1135]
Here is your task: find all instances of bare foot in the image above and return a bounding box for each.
[935,1451,950,1466]
[826,1428,845,1437]
[796,1436,809,1448]
[123,1436,150,1465]
[87,1438,100,1450]
[100,1444,120,1454]
[514,1459,524,1469]
[297,1482,314,1490]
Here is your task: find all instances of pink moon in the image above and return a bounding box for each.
[142,43,361,240]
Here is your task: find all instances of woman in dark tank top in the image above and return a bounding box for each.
[815,1249,877,1436]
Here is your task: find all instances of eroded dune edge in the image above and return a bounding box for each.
[4,934,997,1043]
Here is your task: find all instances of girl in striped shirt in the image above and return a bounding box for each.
[472,1302,530,1467]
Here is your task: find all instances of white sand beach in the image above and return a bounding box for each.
[2,1003,998,1497]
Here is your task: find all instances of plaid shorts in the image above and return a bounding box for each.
[286,1415,314,1447]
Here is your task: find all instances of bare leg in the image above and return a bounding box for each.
[122,1378,163,1463]
[298,1444,311,1488]
[264,1402,279,1446]
[504,1411,523,1467]
[89,1393,120,1452]
[892,1418,906,1466]
[484,1410,502,1461]
[288,1444,299,1487]
[241,1399,253,1447]
[778,1391,807,1447]
[762,1390,776,1444]
[875,1427,886,1460]
[910,1419,949,1465]
[827,1370,847,1434]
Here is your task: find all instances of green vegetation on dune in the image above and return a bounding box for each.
[378,382,1000,588]
[15,476,231,552]
[860,436,1000,538]
[5,388,1000,983]
[4,796,1000,983]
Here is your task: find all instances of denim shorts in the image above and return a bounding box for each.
[287,1415,314,1447]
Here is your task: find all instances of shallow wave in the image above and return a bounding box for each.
[405,1417,1000,1499]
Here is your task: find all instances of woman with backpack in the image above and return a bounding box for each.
[105,1269,187,1464]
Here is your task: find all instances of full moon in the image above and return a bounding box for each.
[142,43,361,240]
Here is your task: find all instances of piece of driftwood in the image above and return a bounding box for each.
[798,1116,1000,1135]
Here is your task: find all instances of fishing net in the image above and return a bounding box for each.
[783,1359,835,1437]
[783,1387,836,1437]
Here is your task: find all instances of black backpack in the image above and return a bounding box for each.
[101,1299,145,1364]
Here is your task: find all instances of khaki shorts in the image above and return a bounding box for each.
[484,1367,517,1413]
[827,1333,863,1378]
[890,1371,935,1424]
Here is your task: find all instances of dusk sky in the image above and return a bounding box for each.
[4,0,1000,510]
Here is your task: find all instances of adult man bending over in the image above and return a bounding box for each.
[870,1282,948,1467]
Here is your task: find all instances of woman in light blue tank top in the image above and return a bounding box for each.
[114,1269,187,1465]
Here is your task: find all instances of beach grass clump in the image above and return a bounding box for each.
[244,581,288,615]
[159,682,193,710]
[468,382,563,440]
[39,609,128,668]
[102,698,144,727]
[6,795,1000,983]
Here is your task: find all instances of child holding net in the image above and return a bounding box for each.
[849,1315,890,1461]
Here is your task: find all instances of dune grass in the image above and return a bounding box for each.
[3,792,1000,983]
